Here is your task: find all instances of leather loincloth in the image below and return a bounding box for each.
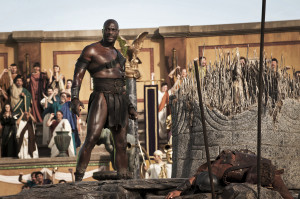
[87,78,128,129]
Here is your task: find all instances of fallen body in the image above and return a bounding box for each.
[165,149,293,199]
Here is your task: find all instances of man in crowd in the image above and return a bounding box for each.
[71,19,137,181]
[144,150,171,179]
[271,58,278,72]
[35,171,52,185]
[26,62,48,123]
[8,68,31,117]
[18,172,37,188]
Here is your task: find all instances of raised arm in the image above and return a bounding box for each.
[168,66,181,79]
[16,110,24,125]
[47,113,55,127]
[0,68,8,80]
[7,68,13,86]
[29,112,36,123]
[18,173,27,184]
[71,47,92,116]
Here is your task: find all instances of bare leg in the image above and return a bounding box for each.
[110,121,128,178]
[75,93,107,181]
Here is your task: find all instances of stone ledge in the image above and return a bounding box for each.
[0,154,110,169]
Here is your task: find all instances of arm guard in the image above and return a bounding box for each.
[76,57,90,70]
[176,179,192,191]
[71,87,80,100]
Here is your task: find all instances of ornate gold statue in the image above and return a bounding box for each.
[117,32,148,78]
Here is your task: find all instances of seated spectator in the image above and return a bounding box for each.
[49,65,65,94]
[16,110,39,159]
[1,103,18,157]
[47,111,75,157]
[65,79,72,96]
[18,172,37,188]
[35,171,52,185]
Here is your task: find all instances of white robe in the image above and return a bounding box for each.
[16,120,39,159]
[48,119,75,157]
[158,90,171,140]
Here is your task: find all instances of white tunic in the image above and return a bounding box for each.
[16,120,39,159]
[145,162,172,179]
[48,119,75,157]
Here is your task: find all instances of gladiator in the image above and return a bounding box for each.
[71,19,137,181]
[165,150,293,199]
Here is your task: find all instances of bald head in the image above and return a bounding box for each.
[103,19,119,30]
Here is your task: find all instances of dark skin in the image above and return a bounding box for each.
[72,19,137,179]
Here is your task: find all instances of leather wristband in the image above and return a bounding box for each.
[71,87,80,100]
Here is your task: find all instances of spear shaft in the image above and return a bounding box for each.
[257,0,266,198]
[194,59,216,199]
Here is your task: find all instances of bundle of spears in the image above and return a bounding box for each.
[175,48,300,119]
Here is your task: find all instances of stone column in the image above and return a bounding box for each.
[126,73,139,179]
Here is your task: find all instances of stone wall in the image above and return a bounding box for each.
[171,96,300,189]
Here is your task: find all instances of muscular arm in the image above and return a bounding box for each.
[71,47,92,116]
[71,46,92,99]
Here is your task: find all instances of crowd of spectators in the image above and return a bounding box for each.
[0,63,81,159]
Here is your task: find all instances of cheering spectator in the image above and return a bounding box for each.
[18,172,37,188]
[16,110,39,159]
[26,62,48,123]
[8,69,31,118]
[47,111,75,157]
[49,65,65,94]
[35,171,52,185]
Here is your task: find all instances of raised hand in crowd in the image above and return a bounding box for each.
[16,109,24,125]
[0,68,8,79]
[47,113,55,127]
[49,113,55,119]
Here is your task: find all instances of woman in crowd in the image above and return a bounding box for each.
[16,110,39,159]
[0,103,18,157]
[47,110,75,157]
[49,65,65,94]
